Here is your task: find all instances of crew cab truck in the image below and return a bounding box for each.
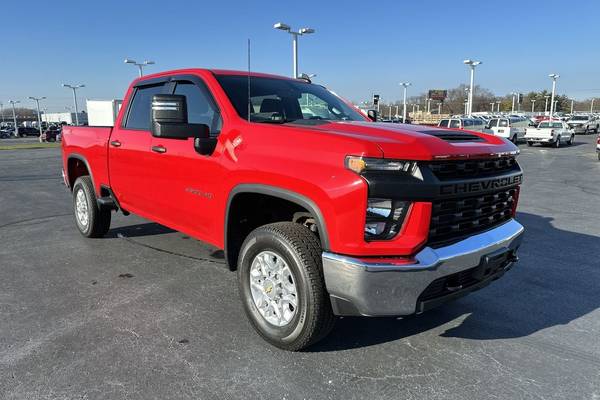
[525,120,574,147]
[62,69,524,351]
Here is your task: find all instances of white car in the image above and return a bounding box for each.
[525,120,574,147]
[566,115,592,134]
[582,116,600,134]
[484,117,529,144]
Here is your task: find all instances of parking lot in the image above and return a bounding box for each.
[0,135,599,399]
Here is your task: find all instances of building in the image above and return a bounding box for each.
[43,112,88,125]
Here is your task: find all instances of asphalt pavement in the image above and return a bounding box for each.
[0,135,599,400]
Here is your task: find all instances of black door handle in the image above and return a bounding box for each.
[151,145,167,154]
[110,140,121,147]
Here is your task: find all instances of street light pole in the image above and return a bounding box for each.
[9,100,20,137]
[591,98,595,113]
[531,99,536,113]
[29,96,46,140]
[399,82,411,123]
[274,23,315,78]
[490,102,495,112]
[496,101,501,113]
[570,99,574,114]
[124,58,155,77]
[511,92,516,113]
[0,102,4,124]
[463,59,482,116]
[548,73,559,119]
[426,98,431,113]
[62,84,85,125]
[544,95,550,113]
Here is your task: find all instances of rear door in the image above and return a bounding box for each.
[108,82,166,216]
[147,77,225,239]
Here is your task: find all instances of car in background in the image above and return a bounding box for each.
[16,127,41,137]
[485,117,529,144]
[566,115,592,134]
[525,120,574,147]
[582,116,600,134]
[0,129,12,139]
[438,117,485,132]
[42,127,61,142]
[597,134,600,160]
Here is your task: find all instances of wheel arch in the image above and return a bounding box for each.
[224,184,330,270]
[66,154,95,193]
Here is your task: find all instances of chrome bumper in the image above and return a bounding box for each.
[322,219,524,316]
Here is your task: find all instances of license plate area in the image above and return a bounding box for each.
[472,248,512,281]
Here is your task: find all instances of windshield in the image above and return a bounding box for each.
[215,75,365,123]
[570,116,588,121]
[538,122,563,128]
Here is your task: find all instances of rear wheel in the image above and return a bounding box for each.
[238,222,335,351]
[72,176,111,238]
[555,136,561,148]
[527,141,533,147]
[567,134,574,145]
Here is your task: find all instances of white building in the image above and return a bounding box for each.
[43,112,88,125]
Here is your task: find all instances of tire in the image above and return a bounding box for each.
[511,135,518,144]
[567,134,574,145]
[555,136,561,148]
[238,222,335,351]
[527,141,533,147]
[72,176,111,238]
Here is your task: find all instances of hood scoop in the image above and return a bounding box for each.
[418,129,483,142]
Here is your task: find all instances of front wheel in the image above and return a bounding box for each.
[567,134,574,145]
[238,222,335,351]
[527,141,533,147]
[72,176,111,238]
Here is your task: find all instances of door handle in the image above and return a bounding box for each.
[110,140,121,147]
[151,145,167,154]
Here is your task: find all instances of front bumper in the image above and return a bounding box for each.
[569,125,586,133]
[322,219,524,316]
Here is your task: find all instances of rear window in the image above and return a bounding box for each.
[538,122,563,128]
[499,119,509,127]
[439,119,449,127]
[125,84,165,130]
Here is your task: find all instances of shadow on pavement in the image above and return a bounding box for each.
[309,212,600,352]
[106,222,175,238]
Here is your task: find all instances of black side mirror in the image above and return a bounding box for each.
[151,94,216,155]
[367,109,378,122]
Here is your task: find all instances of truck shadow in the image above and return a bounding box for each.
[106,222,175,238]
[310,212,600,352]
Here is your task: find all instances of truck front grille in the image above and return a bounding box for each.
[428,187,517,248]
[429,157,518,180]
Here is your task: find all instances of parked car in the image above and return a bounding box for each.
[62,68,524,351]
[438,117,485,132]
[566,115,592,134]
[484,117,529,144]
[16,127,40,137]
[525,120,574,147]
[42,127,61,142]
[583,116,600,134]
[596,134,600,160]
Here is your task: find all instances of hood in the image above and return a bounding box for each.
[290,121,518,160]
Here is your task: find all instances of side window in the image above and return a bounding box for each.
[174,81,221,135]
[464,119,473,127]
[439,119,449,127]
[125,84,165,130]
[449,119,461,128]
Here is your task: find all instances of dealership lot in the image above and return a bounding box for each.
[0,136,599,399]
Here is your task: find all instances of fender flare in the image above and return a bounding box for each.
[224,183,331,252]
[66,153,95,192]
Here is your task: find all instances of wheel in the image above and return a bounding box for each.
[527,141,533,147]
[72,176,111,238]
[595,125,599,134]
[555,136,561,148]
[567,134,574,145]
[511,135,518,144]
[237,222,335,351]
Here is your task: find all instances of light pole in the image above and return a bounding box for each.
[62,84,85,125]
[496,101,501,113]
[531,99,537,113]
[544,95,550,114]
[490,102,495,112]
[0,102,4,124]
[399,82,411,123]
[591,98,595,113]
[463,59,482,116]
[511,92,517,113]
[464,99,468,115]
[274,22,315,79]
[548,73,559,119]
[464,87,470,115]
[570,99,574,114]
[9,100,20,136]
[124,58,155,77]
[29,96,46,139]
[426,98,431,113]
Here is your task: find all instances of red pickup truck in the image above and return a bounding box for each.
[62,68,524,350]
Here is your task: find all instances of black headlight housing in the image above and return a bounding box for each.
[364,198,410,241]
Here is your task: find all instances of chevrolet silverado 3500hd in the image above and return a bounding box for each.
[62,69,524,350]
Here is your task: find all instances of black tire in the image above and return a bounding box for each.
[555,136,561,148]
[511,135,518,144]
[72,176,111,238]
[567,134,574,145]
[527,141,533,147]
[238,222,335,351]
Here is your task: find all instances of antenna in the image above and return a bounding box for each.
[247,38,251,122]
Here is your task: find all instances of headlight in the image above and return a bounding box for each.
[364,198,410,241]
[345,156,417,174]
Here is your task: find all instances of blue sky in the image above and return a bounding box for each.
[2,0,599,111]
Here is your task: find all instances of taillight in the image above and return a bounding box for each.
[550,129,555,134]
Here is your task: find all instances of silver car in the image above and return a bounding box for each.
[567,115,592,134]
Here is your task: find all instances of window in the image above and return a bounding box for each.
[215,75,365,123]
[449,120,461,128]
[174,81,221,135]
[488,119,498,127]
[499,119,509,127]
[439,119,449,127]
[464,119,473,127]
[125,84,165,130]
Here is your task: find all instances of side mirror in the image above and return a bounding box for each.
[367,110,378,122]
[151,94,215,155]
